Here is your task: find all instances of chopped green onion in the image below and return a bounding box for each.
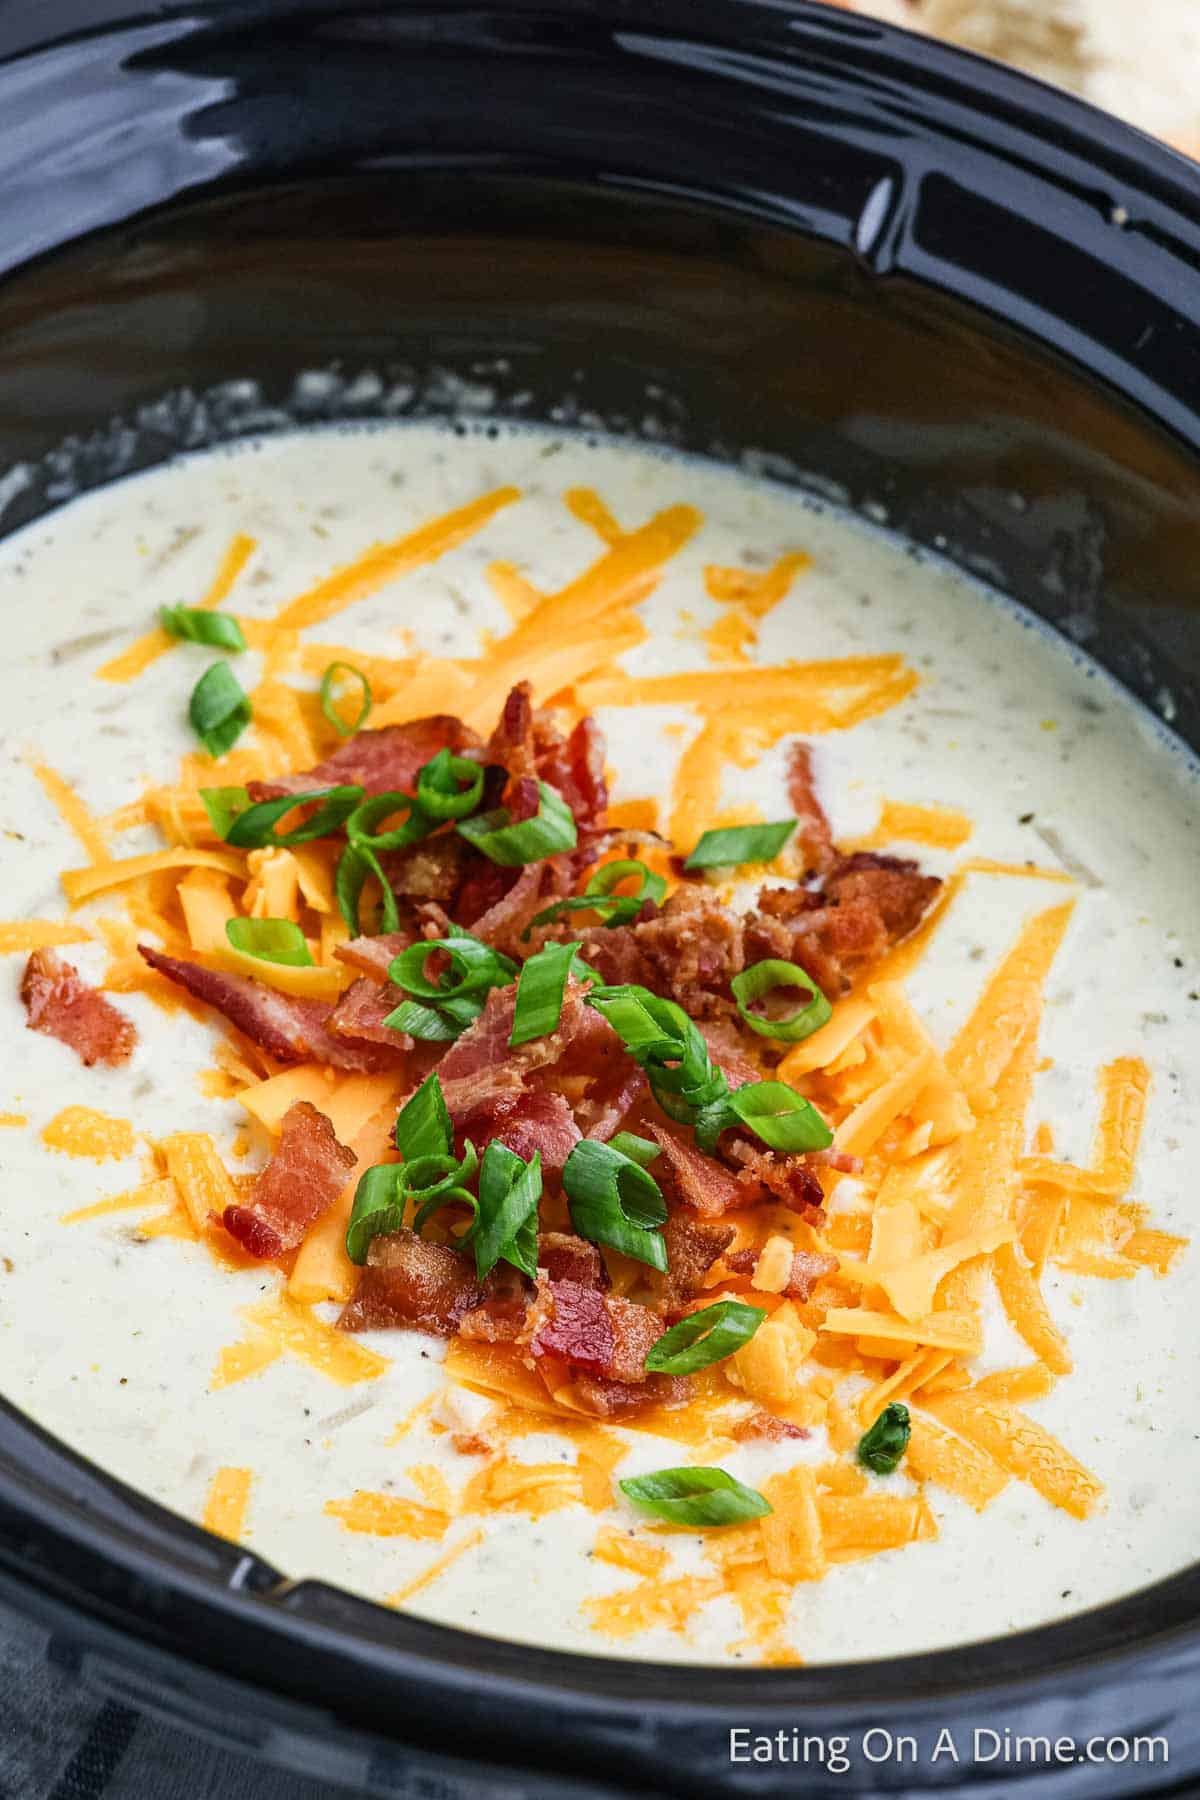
[619,1467,771,1527]
[224,917,313,967]
[562,1138,668,1271]
[731,959,832,1043]
[415,749,485,820]
[220,785,364,849]
[189,662,252,758]
[530,858,665,932]
[412,1184,479,1240]
[393,1073,453,1162]
[199,786,251,840]
[644,1300,765,1374]
[319,661,372,737]
[335,841,400,937]
[345,1163,407,1264]
[457,781,577,866]
[160,605,247,652]
[683,820,795,871]
[509,941,587,1048]
[857,1402,911,1476]
[389,935,517,1003]
[471,1143,542,1280]
[721,1081,833,1154]
[409,1143,480,1239]
[382,995,483,1042]
[345,791,430,854]
[606,1132,660,1168]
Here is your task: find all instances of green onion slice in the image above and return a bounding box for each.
[160,605,247,652]
[722,1081,833,1154]
[619,1466,771,1527]
[605,1132,660,1168]
[345,1163,407,1264]
[335,841,400,938]
[409,1143,480,1239]
[562,1138,668,1272]
[857,1401,912,1476]
[345,791,430,854]
[224,916,314,967]
[382,994,484,1042]
[319,661,373,737]
[731,959,832,1043]
[472,1143,542,1280]
[530,858,665,932]
[509,941,588,1048]
[644,1300,767,1375]
[199,786,251,840]
[189,662,252,758]
[415,749,485,821]
[683,820,796,871]
[393,1072,453,1162]
[218,784,363,849]
[389,935,517,1002]
[457,781,577,866]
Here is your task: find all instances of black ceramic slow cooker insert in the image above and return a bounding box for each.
[1,4,1199,1795]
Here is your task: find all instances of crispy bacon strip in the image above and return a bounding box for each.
[456,1089,581,1172]
[724,1244,837,1300]
[334,931,413,979]
[532,1279,615,1374]
[137,946,405,1071]
[326,977,411,1051]
[338,1229,484,1335]
[659,1215,735,1305]
[649,1123,744,1219]
[727,1142,825,1221]
[538,1232,606,1287]
[223,1100,355,1258]
[21,950,135,1068]
[248,716,481,801]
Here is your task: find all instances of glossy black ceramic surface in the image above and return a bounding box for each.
[1,5,1200,1795]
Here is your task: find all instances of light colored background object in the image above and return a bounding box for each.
[834,0,1200,153]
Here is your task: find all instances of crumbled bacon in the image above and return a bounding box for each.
[334,931,413,979]
[658,1215,735,1303]
[338,1229,483,1334]
[326,977,410,1050]
[436,979,620,1117]
[560,886,744,1018]
[724,1243,837,1300]
[532,1279,615,1374]
[565,1372,690,1416]
[247,716,481,802]
[137,946,406,1071]
[457,1089,581,1172]
[750,854,941,997]
[21,950,136,1068]
[604,1293,662,1382]
[380,834,472,906]
[649,1124,744,1219]
[727,1141,825,1221]
[483,683,607,830]
[538,1231,606,1287]
[731,1410,810,1443]
[458,1266,542,1343]
[581,1067,648,1143]
[222,1100,356,1259]
[786,742,836,875]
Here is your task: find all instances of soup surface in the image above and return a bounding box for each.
[0,423,1197,1666]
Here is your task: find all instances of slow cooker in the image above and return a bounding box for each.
[1,3,1199,1794]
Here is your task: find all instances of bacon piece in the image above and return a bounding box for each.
[338,1228,483,1334]
[21,950,135,1068]
[731,1410,810,1443]
[699,1021,758,1090]
[582,1067,648,1143]
[660,1216,735,1302]
[724,1243,837,1300]
[457,1089,581,1172]
[751,854,941,997]
[334,931,413,979]
[533,1279,615,1374]
[486,682,539,784]
[566,1372,690,1416]
[436,979,620,1117]
[537,715,609,828]
[562,886,744,1018]
[137,946,405,1071]
[326,977,411,1051]
[465,860,571,957]
[223,1100,355,1258]
[380,834,472,906]
[458,1266,542,1344]
[786,742,836,875]
[728,1142,826,1221]
[538,1232,606,1287]
[648,1124,745,1219]
[248,716,481,801]
[604,1293,662,1382]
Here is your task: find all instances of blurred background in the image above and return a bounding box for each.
[830,0,1200,154]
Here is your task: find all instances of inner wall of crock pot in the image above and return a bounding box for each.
[0,173,1197,754]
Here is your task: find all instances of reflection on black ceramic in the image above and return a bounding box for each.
[0,4,1199,1794]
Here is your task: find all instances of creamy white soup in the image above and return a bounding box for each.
[0,422,1197,1667]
